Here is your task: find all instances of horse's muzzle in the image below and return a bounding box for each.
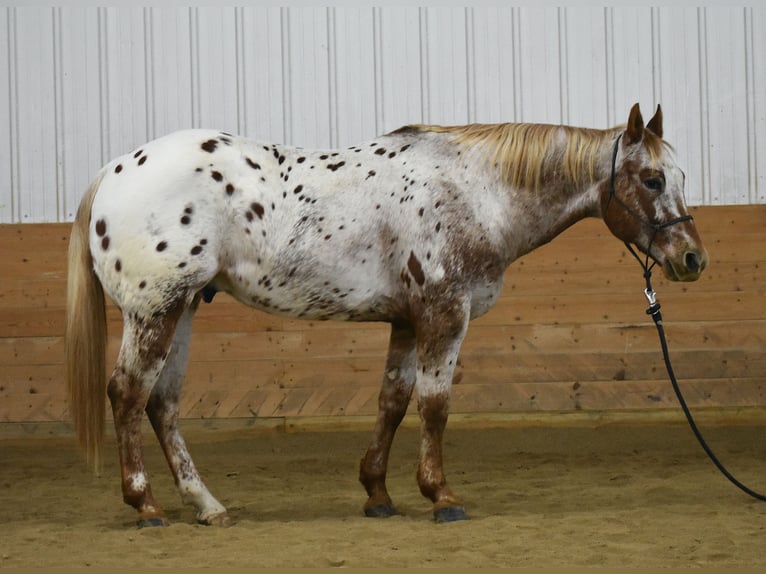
[663,248,709,282]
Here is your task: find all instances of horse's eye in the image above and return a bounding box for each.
[643,177,664,192]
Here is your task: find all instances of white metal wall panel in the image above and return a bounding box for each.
[517,8,563,125]
[423,7,470,127]
[150,8,194,140]
[656,7,705,207]
[705,8,751,205]
[332,8,377,147]
[103,8,149,164]
[285,8,332,149]
[562,8,609,129]
[58,8,103,221]
[197,8,241,136]
[241,7,285,143]
[608,7,658,128]
[14,8,59,223]
[1,5,765,223]
[377,7,423,134]
[469,6,518,124]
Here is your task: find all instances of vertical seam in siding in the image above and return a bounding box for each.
[744,6,756,203]
[53,6,65,222]
[697,7,711,204]
[512,7,522,121]
[419,7,430,124]
[235,7,246,136]
[464,6,475,124]
[557,7,568,124]
[281,7,292,144]
[604,7,613,127]
[144,7,155,141]
[372,7,383,135]
[652,7,662,108]
[327,7,338,148]
[97,7,110,166]
[189,7,200,129]
[7,7,18,222]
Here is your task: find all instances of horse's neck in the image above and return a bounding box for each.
[500,135,614,261]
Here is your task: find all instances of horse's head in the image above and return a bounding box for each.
[601,103,709,282]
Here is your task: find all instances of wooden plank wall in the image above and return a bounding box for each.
[0,205,764,424]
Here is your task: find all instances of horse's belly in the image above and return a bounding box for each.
[213,262,395,323]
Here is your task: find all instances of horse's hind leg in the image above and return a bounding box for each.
[145,297,229,527]
[107,299,188,528]
[359,322,416,517]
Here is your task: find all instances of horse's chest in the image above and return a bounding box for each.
[468,279,504,319]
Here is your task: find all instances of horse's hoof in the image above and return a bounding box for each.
[433,506,468,523]
[136,517,169,529]
[198,512,232,527]
[363,503,399,518]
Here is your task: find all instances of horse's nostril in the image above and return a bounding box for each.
[685,251,701,273]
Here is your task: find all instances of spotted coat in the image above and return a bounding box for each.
[90,128,526,326]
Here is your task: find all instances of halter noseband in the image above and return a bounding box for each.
[604,134,694,276]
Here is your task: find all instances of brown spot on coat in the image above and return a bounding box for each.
[101,236,110,250]
[211,171,223,182]
[201,140,218,153]
[246,157,261,170]
[138,155,148,166]
[115,164,123,174]
[156,241,167,252]
[407,251,426,286]
[95,219,107,237]
[190,245,203,255]
[251,202,265,219]
[327,161,346,171]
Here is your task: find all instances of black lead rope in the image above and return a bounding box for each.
[606,134,766,501]
[626,249,766,503]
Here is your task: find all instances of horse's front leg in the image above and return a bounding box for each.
[414,295,471,523]
[359,322,417,517]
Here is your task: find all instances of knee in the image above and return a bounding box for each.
[417,393,450,431]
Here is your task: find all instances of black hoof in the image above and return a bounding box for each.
[364,504,400,518]
[136,517,168,529]
[433,506,468,523]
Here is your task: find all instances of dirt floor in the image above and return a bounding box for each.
[1,420,766,567]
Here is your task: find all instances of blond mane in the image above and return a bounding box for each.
[395,122,666,190]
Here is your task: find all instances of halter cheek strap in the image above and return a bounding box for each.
[604,134,694,277]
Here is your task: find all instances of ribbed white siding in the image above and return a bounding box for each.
[1,6,764,223]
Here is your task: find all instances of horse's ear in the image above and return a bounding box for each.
[625,103,644,145]
[646,104,663,138]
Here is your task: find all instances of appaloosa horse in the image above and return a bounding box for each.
[66,103,708,527]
